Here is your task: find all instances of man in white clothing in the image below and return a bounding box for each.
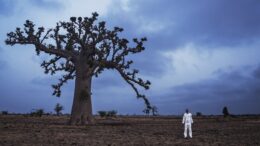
[182,109,193,138]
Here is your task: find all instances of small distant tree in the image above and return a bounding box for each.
[31,109,44,117]
[107,110,117,117]
[222,106,229,117]
[143,106,158,116]
[1,111,8,115]
[98,110,117,118]
[54,103,64,116]
[151,106,158,116]
[143,107,150,115]
[98,111,107,118]
[196,112,202,117]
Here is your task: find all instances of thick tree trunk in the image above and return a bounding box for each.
[69,63,94,125]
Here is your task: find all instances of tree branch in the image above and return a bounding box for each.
[52,69,76,97]
[5,20,77,60]
[116,66,151,109]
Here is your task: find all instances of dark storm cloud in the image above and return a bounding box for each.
[101,10,171,76]
[108,0,260,49]
[102,0,260,77]
[130,50,171,77]
[93,71,124,88]
[31,75,75,93]
[2,0,260,115]
[253,65,260,79]
[31,71,129,90]
[155,65,260,114]
[92,70,149,96]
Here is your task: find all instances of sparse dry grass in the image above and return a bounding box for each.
[0,115,260,146]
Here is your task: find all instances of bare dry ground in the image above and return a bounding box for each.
[0,115,260,146]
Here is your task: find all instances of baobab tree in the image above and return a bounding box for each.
[5,12,151,125]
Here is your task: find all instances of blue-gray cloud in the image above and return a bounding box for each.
[101,0,260,78]
[93,71,124,88]
[0,60,7,70]
[0,0,15,16]
[131,50,171,77]
[29,0,64,11]
[155,65,260,115]
[0,47,8,70]
[107,0,260,49]
[253,65,260,79]
[0,0,63,17]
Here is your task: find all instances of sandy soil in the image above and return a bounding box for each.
[0,115,260,146]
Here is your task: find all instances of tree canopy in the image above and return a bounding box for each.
[6,12,152,111]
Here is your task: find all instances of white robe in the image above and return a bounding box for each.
[182,112,193,138]
[182,113,193,124]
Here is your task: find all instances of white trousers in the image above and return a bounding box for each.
[184,123,192,138]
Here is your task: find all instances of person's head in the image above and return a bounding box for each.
[186,109,189,113]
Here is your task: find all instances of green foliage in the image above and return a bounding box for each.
[54,103,64,116]
[98,110,117,118]
[1,111,8,115]
[30,109,44,117]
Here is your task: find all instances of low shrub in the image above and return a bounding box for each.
[1,111,8,115]
[107,110,117,117]
[98,110,117,118]
[151,106,158,116]
[143,106,158,116]
[30,109,44,117]
[54,103,64,116]
[196,112,202,117]
[98,111,107,117]
[222,106,229,118]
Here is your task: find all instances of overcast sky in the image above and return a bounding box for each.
[0,0,260,115]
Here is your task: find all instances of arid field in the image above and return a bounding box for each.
[0,115,260,146]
